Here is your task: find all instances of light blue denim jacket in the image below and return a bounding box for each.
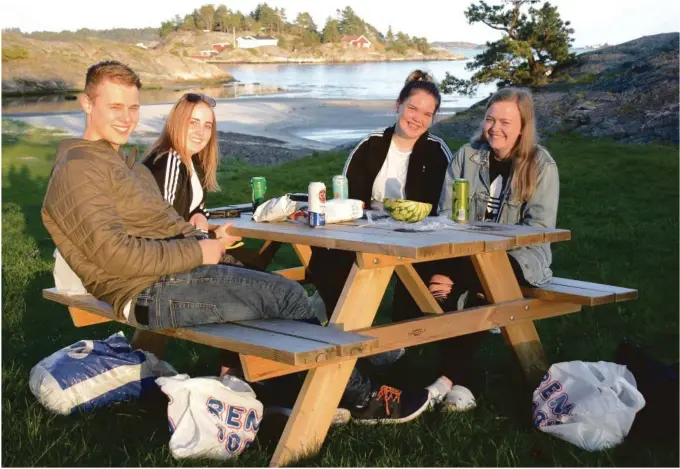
[438,142,559,286]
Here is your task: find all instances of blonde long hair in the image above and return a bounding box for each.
[144,97,220,191]
[473,87,538,202]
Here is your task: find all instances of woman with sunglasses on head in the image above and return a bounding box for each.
[143,93,219,236]
[306,70,454,425]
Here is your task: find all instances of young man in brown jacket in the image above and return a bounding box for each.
[42,61,431,425]
[41,61,316,330]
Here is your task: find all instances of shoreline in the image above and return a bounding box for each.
[206,55,464,65]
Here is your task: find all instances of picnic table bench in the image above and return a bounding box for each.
[43,212,637,467]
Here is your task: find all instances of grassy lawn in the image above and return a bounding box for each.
[2,122,678,466]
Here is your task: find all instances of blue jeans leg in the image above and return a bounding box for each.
[135,264,315,330]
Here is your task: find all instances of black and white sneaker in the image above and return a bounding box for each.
[350,385,430,425]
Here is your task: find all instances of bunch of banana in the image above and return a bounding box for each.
[383,198,432,223]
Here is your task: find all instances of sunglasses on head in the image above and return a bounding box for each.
[183,93,217,108]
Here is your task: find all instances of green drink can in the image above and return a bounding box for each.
[250,176,267,210]
[452,178,469,223]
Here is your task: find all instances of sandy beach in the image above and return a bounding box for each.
[7,97,457,163]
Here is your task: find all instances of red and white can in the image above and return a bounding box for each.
[308,182,326,227]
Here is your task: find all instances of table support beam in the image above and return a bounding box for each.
[472,251,549,384]
[269,263,394,467]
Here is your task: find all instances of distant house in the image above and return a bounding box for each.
[211,42,231,53]
[236,35,278,49]
[198,50,219,57]
[341,35,372,49]
[135,42,148,49]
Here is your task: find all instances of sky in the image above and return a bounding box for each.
[2,0,679,47]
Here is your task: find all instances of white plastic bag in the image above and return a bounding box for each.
[156,374,263,460]
[252,195,300,222]
[532,361,646,451]
[29,331,177,415]
[324,199,364,224]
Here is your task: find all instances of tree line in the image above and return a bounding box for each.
[160,3,431,53]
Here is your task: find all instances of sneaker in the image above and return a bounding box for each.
[351,385,430,425]
[442,384,477,412]
[426,375,453,406]
[264,405,351,427]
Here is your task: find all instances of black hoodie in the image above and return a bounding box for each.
[342,125,453,214]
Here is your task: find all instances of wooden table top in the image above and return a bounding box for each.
[211,213,571,260]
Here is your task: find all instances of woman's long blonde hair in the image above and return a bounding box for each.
[473,87,538,202]
[144,97,220,191]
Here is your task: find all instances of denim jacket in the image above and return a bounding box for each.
[438,142,560,286]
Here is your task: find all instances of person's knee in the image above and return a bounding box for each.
[428,274,454,303]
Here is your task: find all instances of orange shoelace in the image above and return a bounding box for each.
[376,385,402,416]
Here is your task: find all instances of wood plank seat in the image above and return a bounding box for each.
[42,288,378,366]
[521,277,638,306]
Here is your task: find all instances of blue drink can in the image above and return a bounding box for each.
[308,181,326,227]
[332,175,349,200]
[308,211,326,227]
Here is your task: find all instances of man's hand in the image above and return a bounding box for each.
[189,213,210,232]
[214,223,243,248]
[199,239,225,265]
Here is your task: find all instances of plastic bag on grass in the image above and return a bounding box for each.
[29,331,177,415]
[532,361,646,451]
[156,374,263,460]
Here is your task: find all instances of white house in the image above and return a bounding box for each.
[236,35,278,49]
[199,50,219,57]
[135,42,148,49]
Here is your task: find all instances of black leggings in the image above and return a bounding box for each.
[393,256,529,386]
[309,248,528,387]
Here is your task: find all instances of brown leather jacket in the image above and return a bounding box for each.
[42,139,204,319]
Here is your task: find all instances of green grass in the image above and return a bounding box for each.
[2,123,678,466]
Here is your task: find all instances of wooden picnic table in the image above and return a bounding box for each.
[211,213,575,467]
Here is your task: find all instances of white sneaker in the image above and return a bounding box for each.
[264,405,351,427]
[443,385,477,412]
[426,376,453,407]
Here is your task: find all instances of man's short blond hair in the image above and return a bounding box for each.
[84,61,141,98]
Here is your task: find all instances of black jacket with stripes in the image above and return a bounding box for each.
[142,150,210,223]
[342,125,453,215]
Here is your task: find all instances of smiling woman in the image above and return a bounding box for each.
[303,70,455,424]
[142,93,220,231]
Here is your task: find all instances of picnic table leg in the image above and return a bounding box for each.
[472,251,548,385]
[269,262,395,467]
[130,330,169,359]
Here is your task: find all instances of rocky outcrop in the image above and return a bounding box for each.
[2,31,232,95]
[435,33,679,145]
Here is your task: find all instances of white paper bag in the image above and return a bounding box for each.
[156,374,263,460]
[532,361,646,451]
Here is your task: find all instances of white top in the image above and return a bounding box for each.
[370,141,412,210]
[54,249,132,320]
[189,160,204,213]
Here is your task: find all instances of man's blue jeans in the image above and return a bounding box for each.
[133,264,373,405]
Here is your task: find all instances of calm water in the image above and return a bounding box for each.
[217,48,496,110]
[3,47,589,116]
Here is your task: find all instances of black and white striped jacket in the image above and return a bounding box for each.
[142,149,210,223]
[342,125,453,215]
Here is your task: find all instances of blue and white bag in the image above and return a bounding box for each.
[29,331,176,415]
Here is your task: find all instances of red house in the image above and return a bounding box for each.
[341,35,372,49]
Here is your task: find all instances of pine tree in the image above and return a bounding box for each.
[441,0,575,96]
[321,17,341,43]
